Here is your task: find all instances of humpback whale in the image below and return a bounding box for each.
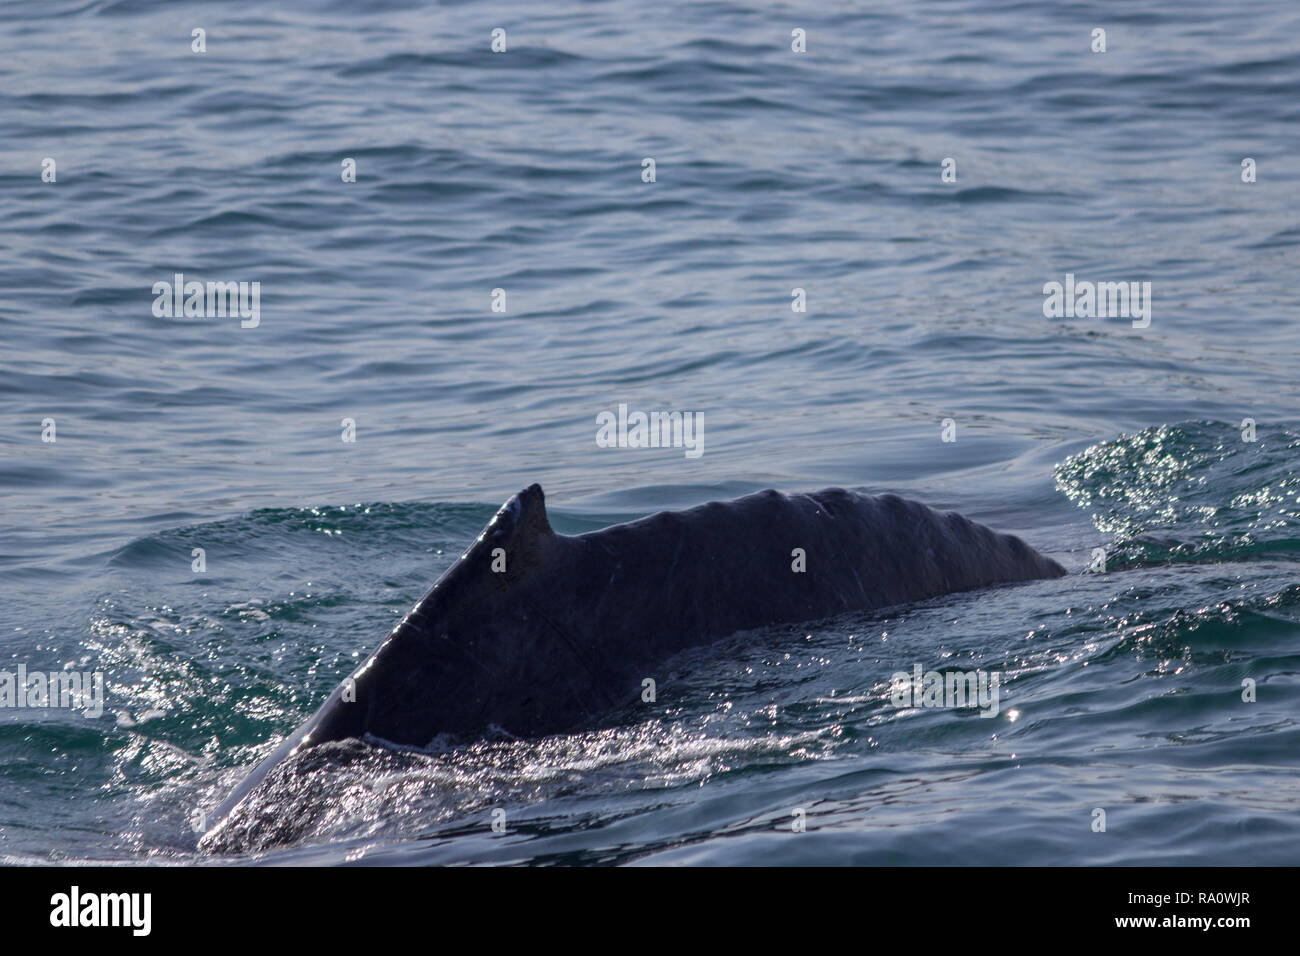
[200,484,1065,847]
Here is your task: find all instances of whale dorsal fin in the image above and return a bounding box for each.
[484,482,555,557]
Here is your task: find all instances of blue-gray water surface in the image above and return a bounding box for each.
[1,0,1298,865]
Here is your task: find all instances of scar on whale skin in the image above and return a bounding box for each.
[200,483,1065,848]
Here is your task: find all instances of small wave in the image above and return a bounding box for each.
[1055,421,1300,567]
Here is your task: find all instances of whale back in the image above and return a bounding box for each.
[301,485,1062,747]
[565,487,1063,671]
[201,483,1064,845]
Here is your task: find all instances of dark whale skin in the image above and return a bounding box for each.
[200,484,1064,844]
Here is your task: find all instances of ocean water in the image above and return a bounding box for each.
[1,0,1298,865]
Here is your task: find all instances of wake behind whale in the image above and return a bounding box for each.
[200,484,1065,851]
